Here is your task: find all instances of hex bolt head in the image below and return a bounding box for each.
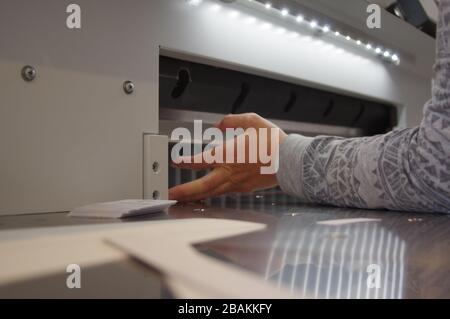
[21,65,36,82]
[123,80,135,94]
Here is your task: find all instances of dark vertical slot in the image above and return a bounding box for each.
[284,91,297,113]
[171,69,191,99]
[231,83,250,114]
[352,103,365,126]
[323,98,334,118]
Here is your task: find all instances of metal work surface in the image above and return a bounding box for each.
[0,196,448,299]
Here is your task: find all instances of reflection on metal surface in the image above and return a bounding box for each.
[187,201,445,299]
[264,219,406,298]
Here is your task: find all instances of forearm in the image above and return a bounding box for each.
[277,129,449,213]
[277,0,450,213]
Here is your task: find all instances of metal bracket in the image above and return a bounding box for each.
[143,134,168,200]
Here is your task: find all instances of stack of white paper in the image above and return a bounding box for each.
[69,199,177,219]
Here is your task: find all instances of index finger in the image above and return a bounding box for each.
[171,143,224,170]
[168,168,227,202]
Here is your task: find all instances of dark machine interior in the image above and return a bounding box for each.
[159,55,398,137]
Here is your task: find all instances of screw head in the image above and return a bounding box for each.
[21,65,36,82]
[123,80,135,94]
[152,161,160,173]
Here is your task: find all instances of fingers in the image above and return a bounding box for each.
[171,146,218,170]
[207,180,248,198]
[173,181,234,203]
[216,113,261,131]
[169,168,229,202]
[171,158,212,170]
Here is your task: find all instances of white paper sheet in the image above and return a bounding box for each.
[69,199,177,219]
[105,219,298,298]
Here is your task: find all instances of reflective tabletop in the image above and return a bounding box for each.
[1,194,449,299]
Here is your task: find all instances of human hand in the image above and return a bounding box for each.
[169,113,288,202]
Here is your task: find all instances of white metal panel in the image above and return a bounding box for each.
[0,0,161,215]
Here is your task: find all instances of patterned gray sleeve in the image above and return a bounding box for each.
[277,0,450,213]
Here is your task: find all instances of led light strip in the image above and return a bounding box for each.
[186,0,400,66]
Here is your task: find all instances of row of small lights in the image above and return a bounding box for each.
[257,1,400,64]
[187,0,400,65]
